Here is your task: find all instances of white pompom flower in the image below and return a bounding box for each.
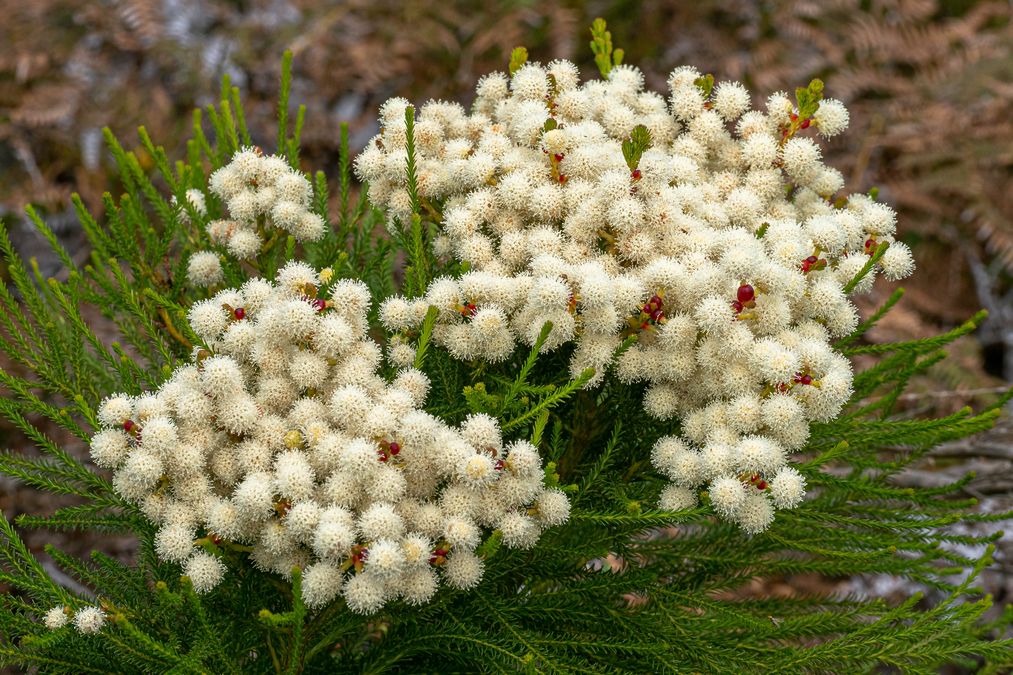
[187,251,224,288]
[72,606,106,635]
[185,551,226,594]
[43,606,69,630]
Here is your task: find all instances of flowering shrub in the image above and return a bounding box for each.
[360,55,914,533]
[0,21,1008,674]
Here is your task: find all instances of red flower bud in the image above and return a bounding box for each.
[736,284,755,304]
[388,442,400,456]
[234,307,246,320]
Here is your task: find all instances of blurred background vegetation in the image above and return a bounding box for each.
[0,0,1010,622]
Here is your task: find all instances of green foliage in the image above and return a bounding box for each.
[395,105,434,300]
[694,73,715,98]
[795,78,825,121]
[509,47,528,76]
[621,125,652,173]
[0,55,1010,675]
[590,18,624,78]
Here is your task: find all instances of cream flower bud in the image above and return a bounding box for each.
[364,538,405,580]
[443,550,484,590]
[542,128,566,154]
[379,296,414,333]
[155,523,195,563]
[651,437,699,486]
[312,512,356,560]
[274,450,315,503]
[187,251,224,287]
[444,516,481,550]
[695,296,735,334]
[498,511,539,549]
[813,99,849,137]
[358,502,405,541]
[880,241,914,281]
[227,228,263,259]
[709,476,747,518]
[218,393,260,435]
[735,435,786,475]
[89,429,130,468]
[188,300,230,342]
[750,339,801,385]
[44,606,68,630]
[769,466,806,509]
[303,561,344,609]
[119,449,163,495]
[400,568,438,606]
[200,355,244,395]
[185,551,225,594]
[712,81,750,121]
[457,454,497,487]
[781,137,822,183]
[736,493,775,534]
[533,489,571,527]
[98,395,133,428]
[658,485,698,511]
[343,571,387,614]
[233,471,275,520]
[73,607,106,634]
[504,440,540,477]
[460,413,502,452]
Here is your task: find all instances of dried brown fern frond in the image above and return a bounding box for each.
[9,83,82,128]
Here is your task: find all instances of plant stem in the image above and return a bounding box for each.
[158,308,192,350]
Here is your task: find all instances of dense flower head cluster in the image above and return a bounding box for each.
[194,147,324,267]
[91,262,569,612]
[358,60,914,532]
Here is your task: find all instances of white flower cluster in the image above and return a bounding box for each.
[43,605,106,634]
[203,147,324,261]
[358,60,915,532]
[90,262,569,613]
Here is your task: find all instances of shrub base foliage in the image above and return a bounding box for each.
[0,49,1011,674]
